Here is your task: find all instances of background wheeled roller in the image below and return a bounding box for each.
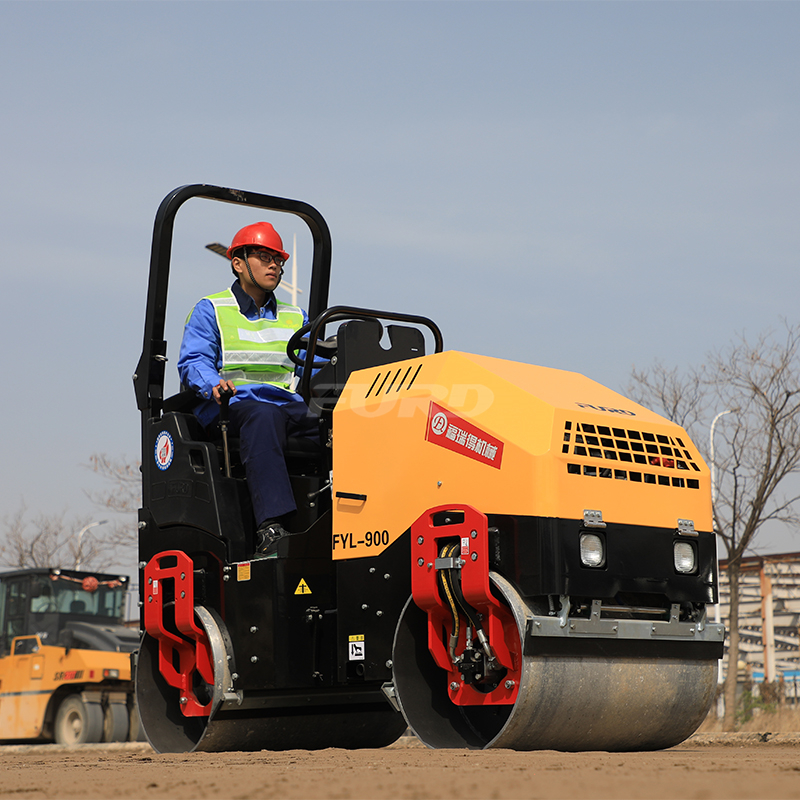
[0,567,140,745]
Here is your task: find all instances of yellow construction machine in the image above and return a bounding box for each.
[0,568,139,744]
[133,185,724,752]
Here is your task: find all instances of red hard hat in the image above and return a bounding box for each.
[226,222,290,261]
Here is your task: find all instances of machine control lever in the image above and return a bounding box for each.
[218,388,234,478]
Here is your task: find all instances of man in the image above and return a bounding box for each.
[178,221,318,557]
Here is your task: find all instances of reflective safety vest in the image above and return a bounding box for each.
[205,289,305,391]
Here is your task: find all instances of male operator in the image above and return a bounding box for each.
[178,222,318,557]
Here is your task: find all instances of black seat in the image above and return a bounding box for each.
[161,392,328,480]
[309,319,425,415]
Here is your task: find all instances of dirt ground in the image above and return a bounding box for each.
[2,735,800,800]
[698,705,800,735]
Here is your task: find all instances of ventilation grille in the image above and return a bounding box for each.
[562,421,701,490]
[364,363,423,398]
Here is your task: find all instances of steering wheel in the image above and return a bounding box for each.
[286,320,340,367]
[287,305,444,403]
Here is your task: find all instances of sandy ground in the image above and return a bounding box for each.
[2,736,800,800]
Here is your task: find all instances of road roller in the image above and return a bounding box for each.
[133,185,725,753]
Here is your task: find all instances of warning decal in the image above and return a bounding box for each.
[237,563,251,582]
[348,634,365,661]
[425,402,504,469]
[294,578,312,595]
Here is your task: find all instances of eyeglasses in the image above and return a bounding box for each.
[248,248,285,268]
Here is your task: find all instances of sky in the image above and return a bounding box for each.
[1,1,799,571]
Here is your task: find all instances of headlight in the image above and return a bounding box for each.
[103,669,120,679]
[579,533,605,568]
[674,541,696,573]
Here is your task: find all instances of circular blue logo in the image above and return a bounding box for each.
[154,431,174,471]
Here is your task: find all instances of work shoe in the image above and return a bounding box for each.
[255,521,289,558]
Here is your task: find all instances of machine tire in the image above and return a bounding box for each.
[103,702,129,743]
[54,695,104,745]
[129,702,147,742]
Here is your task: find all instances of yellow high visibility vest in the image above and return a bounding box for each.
[205,289,305,391]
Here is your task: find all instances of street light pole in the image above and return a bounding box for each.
[709,408,737,717]
[709,409,736,509]
[75,520,108,570]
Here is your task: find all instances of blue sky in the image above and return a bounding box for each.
[1,1,798,566]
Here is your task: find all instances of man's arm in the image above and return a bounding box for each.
[177,299,236,403]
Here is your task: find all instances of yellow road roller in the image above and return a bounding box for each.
[0,568,138,744]
[133,185,724,752]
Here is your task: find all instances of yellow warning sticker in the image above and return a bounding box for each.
[294,578,312,595]
[237,563,251,582]
[348,635,365,660]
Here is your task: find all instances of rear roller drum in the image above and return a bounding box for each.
[136,605,235,753]
[392,572,718,751]
[137,605,406,753]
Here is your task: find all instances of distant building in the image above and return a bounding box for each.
[717,552,800,701]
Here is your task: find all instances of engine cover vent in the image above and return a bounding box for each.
[563,421,701,490]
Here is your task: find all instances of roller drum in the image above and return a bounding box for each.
[136,606,406,753]
[392,572,717,751]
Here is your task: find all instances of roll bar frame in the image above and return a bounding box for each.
[134,184,332,421]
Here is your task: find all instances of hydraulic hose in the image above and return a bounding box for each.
[440,542,496,666]
[436,542,461,662]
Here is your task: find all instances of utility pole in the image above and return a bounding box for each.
[760,565,776,682]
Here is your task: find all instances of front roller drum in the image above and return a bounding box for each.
[392,572,718,751]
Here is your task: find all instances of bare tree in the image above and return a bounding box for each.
[628,321,800,731]
[0,504,111,571]
[86,454,141,514]
[86,453,141,553]
[628,359,708,433]
[0,455,141,573]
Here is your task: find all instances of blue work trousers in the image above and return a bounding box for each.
[227,398,319,526]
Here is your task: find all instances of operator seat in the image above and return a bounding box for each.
[308,318,425,416]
